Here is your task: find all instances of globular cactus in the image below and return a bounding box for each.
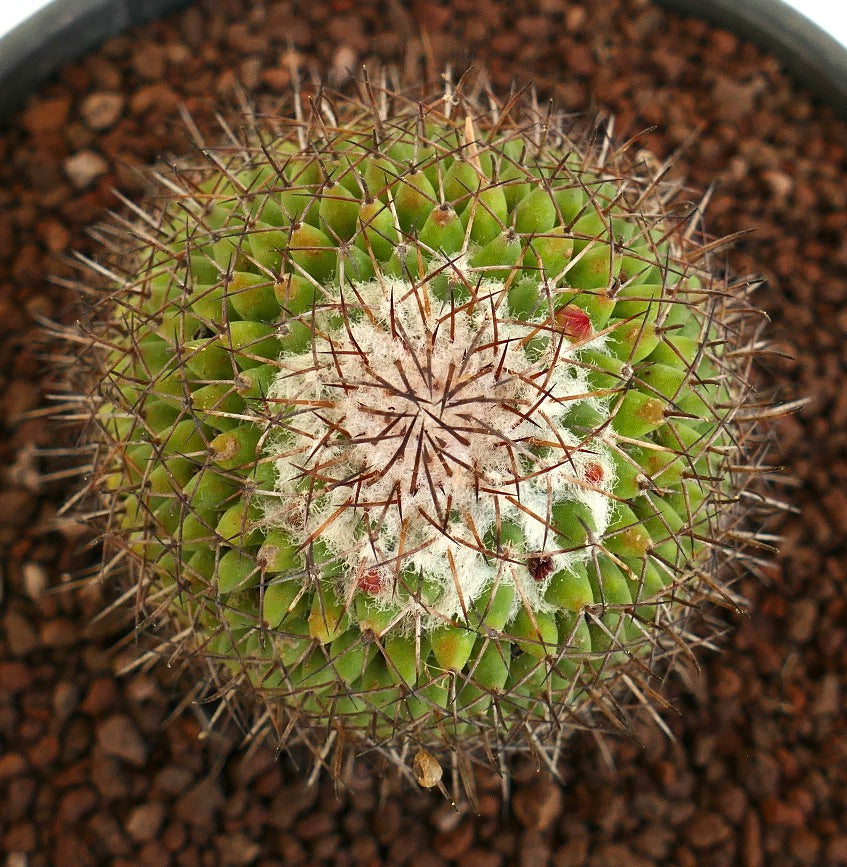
[70,73,767,792]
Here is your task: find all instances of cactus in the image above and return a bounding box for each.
[70,74,768,793]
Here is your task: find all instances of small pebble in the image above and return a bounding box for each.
[79,91,125,130]
[125,802,166,843]
[96,715,149,767]
[63,151,109,190]
[512,775,562,831]
[3,610,39,656]
[686,812,733,848]
[22,562,47,600]
[21,95,72,134]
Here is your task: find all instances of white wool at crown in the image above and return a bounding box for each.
[265,276,618,627]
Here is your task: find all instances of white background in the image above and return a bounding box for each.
[1,2,846,51]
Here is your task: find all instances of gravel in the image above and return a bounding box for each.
[1,0,846,864]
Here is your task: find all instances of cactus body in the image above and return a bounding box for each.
[74,78,764,785]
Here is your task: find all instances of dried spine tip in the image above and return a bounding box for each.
[70,73,771,790]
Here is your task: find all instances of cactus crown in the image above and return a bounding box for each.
[70,73,766,790]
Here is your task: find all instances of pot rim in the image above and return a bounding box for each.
[1,0,847,123]
[0,0,191,123]
[654,0,847,117]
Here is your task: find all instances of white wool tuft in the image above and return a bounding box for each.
[265,277,616,626]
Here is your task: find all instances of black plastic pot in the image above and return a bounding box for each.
[1,0,847,122]
[0,0,192,122]
[655,0,847,118]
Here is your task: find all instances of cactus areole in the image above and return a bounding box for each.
[74,77,766,785]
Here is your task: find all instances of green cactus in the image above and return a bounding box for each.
[71,75,766,792]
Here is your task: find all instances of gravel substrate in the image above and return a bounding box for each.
[1,1,845,865]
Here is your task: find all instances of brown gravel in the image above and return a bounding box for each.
[1,0,846,864]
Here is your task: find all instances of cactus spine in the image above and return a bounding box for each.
[70,74,767,790]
